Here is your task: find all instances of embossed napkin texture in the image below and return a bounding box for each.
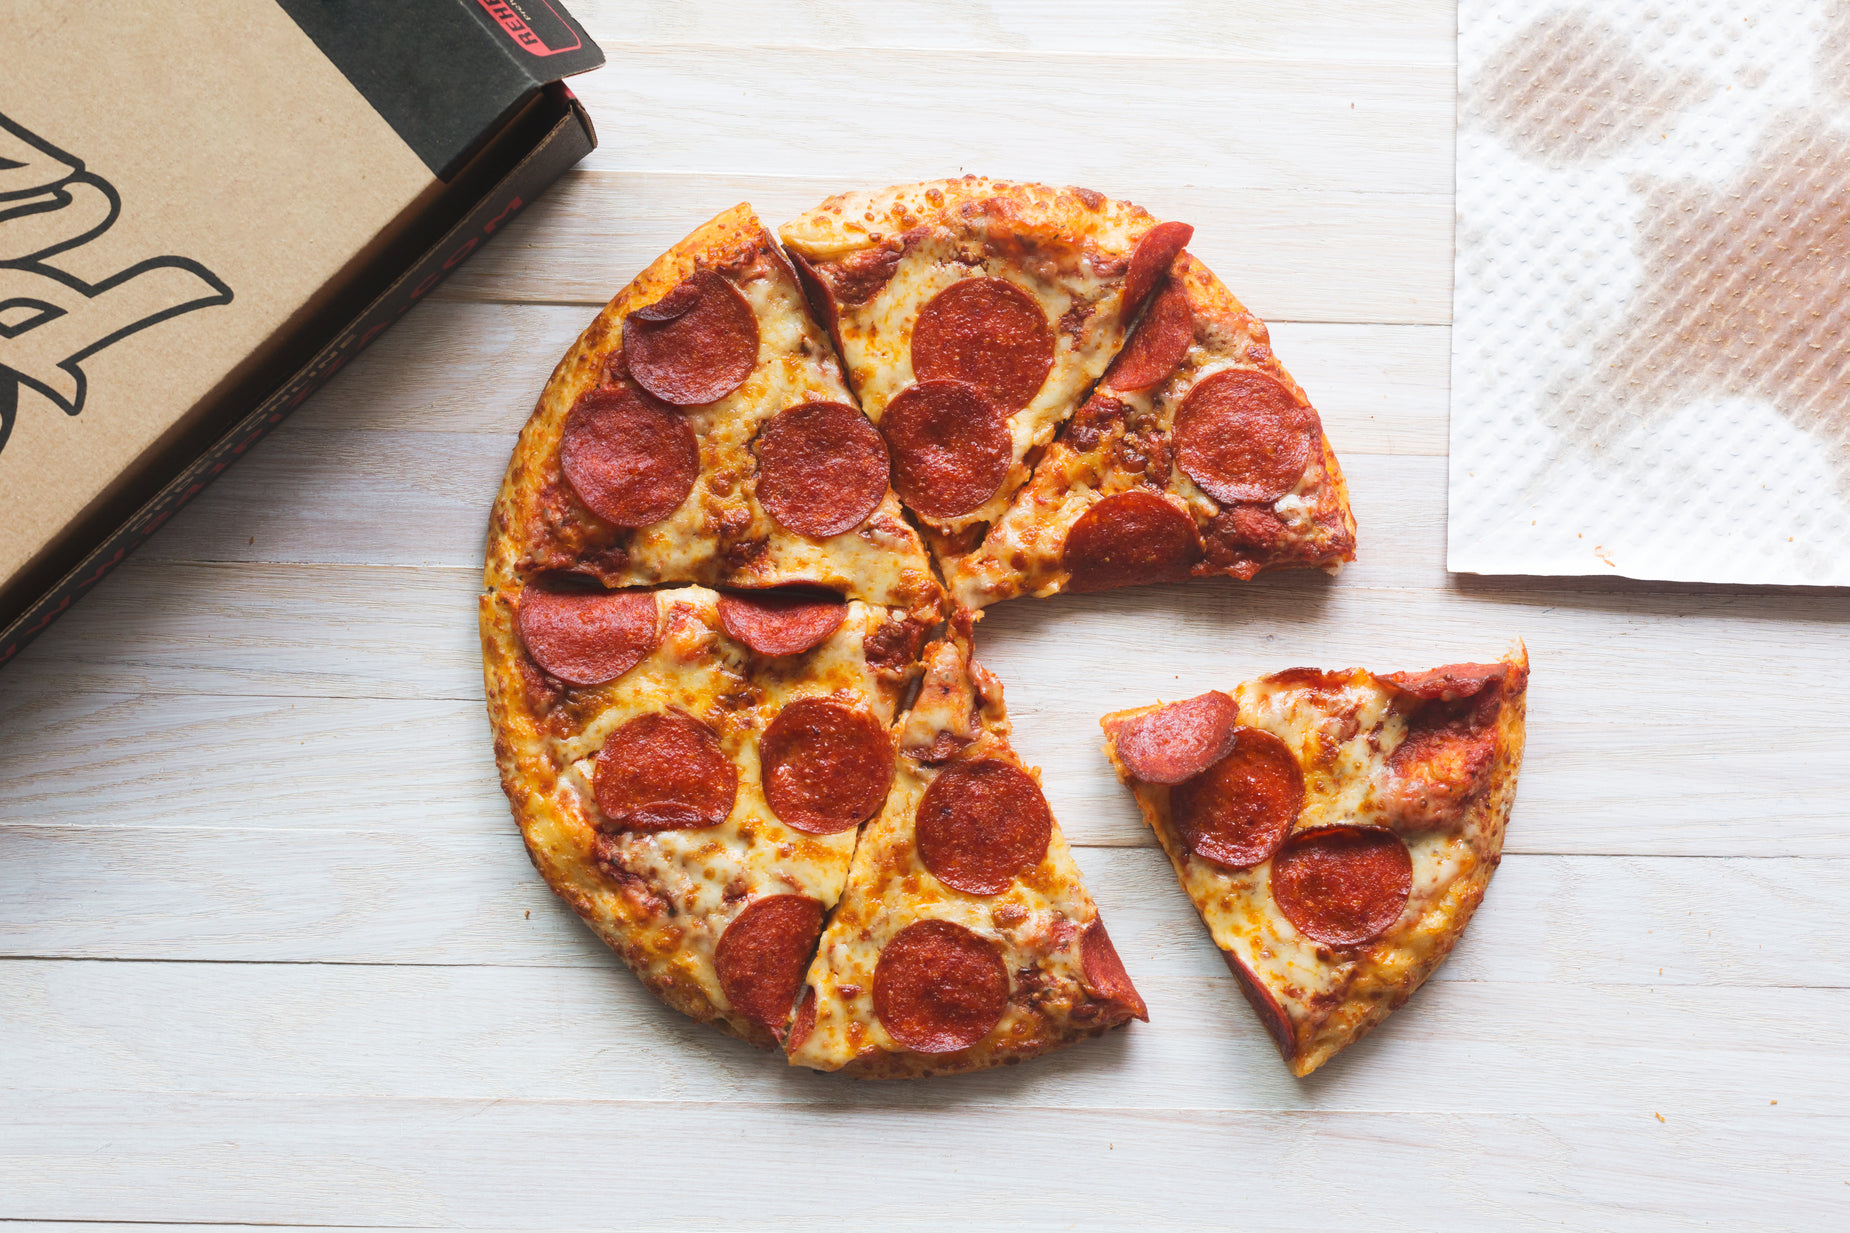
[1450,1,1850,583]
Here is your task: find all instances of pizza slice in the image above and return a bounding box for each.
[942,251,1357,610]
[485,202,941,622]
[787,615,1147,1078]
[481,580,926,1046]
[778,177,1191,550]
[1100,649,1527,1076]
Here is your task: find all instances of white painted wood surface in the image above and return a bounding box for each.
[2,2,1845,1228]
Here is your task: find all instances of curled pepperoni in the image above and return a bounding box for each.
[911,277,1054,412]
[717,589,847,656]
[915,758,1053,896]
[593,709,737,832]
[1108,274,1192,391]
[754,400,890,539]
[558,385,699,528]
[514,587,658,687]
[1171,727,1303,870]
[881,380,1011,519]
[1270,826,1413,947]
[715,895,824,1037]
[1121,220,1194,317]
[759,697,894,835]
[1174,369,1314,504]
[621,271,759,406]
[1223,949,1294,1059]
[873,919,1008,1053]
[1385,662,1508,702]
[1062,490,1202,593]
[1080,919,1148,1021]
[1111,691,1241,786]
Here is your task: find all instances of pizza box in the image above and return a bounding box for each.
[0,0,605,668]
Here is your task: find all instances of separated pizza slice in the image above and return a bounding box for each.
[787,615,1147,1078]
[943,251,1357,610]
[778,178,1190,549]
[486,202,941,622]
[1100,649,1527,1076]
[481,580,926,1047]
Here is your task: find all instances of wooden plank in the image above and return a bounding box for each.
[2,832,1845,986]
[1,958,1840,1116]
[550,50,1449,195]
[568,0,1455,63]
[0,1090,1836,1229]
[431,170,1454,325]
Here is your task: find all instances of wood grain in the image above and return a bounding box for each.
[2,1,1844,1227]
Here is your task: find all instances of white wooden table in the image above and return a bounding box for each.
[3,3,1845,1228]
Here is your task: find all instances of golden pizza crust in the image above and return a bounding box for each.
[1101,646,1528,1077]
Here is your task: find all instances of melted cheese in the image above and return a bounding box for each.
[1103,657,1525,1075]
[483,584,920,1042]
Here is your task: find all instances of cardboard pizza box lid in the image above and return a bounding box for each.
[0,0,603,660]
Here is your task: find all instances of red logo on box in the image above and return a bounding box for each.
[474,0,583,56]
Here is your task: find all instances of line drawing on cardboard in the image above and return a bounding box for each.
[0,110,233,457]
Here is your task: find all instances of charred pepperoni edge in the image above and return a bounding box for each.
[1383,662,1509,702]
[1223,949,1294,1060]
[1080,919,1149,1022]
[1110,690,1241,786]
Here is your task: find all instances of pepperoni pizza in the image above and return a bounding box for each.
[944,252,1357,608]
[481,582,924,1045]
[484,202,941,621]
[778,180,1192,557]
[789,618,1147,1077]
[1100,651,1527,1075]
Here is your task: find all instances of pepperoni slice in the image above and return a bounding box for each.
[715,895,824,1037]
[911,277,1054,412]
[1385,662,1508,702]
[1108,274,1192,391]
[881,380,1011,519]
[787,986,819,1051]
[872,919,1008,1053]
[1111,691,1241,786]
[1062,490,1202,592]
[593,709,737,832]
[515,587,659,687]
[1270,826,1413,947]
[558,385,699,528]
[1171,727,1303,870]
[621,271,759,406]
[717,590,847,656]
[1223,949,1294,1058]
[915,758,1052,896]
[1121,220,1194,316]
[1174,369,1314,504]
[759,697,894,835]
[754,400,890,539]
[1080,919,1149,1022]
